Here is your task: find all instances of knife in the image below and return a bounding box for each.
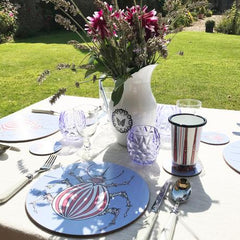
[0,143,20,152]
[232,131,240,136]
[135,180,171,240]
[31,109,59,115]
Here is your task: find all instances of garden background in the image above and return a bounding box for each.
[0,0,239,117]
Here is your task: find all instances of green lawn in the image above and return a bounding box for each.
[153,31,240,109]
[0,30,240,117]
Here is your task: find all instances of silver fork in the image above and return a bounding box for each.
[0,154,57,204]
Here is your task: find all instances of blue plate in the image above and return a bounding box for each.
[25,162,149,236]
[223,140,240,173]
[0,113,59,142]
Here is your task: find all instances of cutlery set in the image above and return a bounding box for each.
[135,178,191,240]
[0,154,57,204]
[135,180,171,240]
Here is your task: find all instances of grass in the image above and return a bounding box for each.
[153,31,240,109]
[0,31,96,117]
[0,30,240,117]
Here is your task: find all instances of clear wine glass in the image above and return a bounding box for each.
[58,108,86,155]
[59,109,85,142]
[76,104,100,160]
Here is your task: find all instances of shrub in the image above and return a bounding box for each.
[172,11,194,28]
[166,0,209,29]
[0,0,19,43]
[205,9,213,17]
[216,4,240,35]
[205,20,215,32]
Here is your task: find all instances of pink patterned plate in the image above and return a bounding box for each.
[201,131,230,145]
[0,113,59,142]
[25,162,149,236]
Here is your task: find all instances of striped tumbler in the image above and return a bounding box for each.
[169,113,207,167]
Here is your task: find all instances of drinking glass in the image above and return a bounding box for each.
[77,104,100,160]
[127,125,160,165]
[156,104,180,149]
[176,99,202,115]
[59,109,86,142]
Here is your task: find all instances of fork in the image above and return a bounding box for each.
[0,154,57,204]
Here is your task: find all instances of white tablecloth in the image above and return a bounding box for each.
[0,96,240,240]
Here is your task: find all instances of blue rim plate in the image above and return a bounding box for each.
[25,161,149,236]
[223,140,240,173]
[0,113,59,142]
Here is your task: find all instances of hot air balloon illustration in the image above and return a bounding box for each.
[52,182,109,220]
[50,163,134,228]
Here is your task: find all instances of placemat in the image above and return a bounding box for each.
[29,140,62,156]
[223,140,240,173]
[201,131,230,145]
[25,162,149,236]
[0,113,59,142]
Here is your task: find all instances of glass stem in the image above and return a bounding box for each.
[83,137,91,153]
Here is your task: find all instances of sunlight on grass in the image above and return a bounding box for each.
[0,31,240,117]
[153,32,240,109]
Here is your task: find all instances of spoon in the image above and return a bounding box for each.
[159,178,191,240]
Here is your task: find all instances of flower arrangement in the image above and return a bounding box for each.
[40,0,168,105]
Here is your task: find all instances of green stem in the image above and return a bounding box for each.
[114,0,119,10]
[69,0,88,22]
[58,7,90,47]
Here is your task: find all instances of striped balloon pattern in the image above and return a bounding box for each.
[52,182,109,220]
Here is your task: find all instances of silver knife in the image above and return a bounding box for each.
[232,131,240,136]
[31,109,58,115]
[135,180,171,240]
[0,143,20,152]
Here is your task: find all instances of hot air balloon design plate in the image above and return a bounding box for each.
[25,162,149,236]
[0,113,59,142]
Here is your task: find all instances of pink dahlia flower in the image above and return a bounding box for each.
[125,5,159,40]
[86,2,116,40]
[86,10,111,40]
